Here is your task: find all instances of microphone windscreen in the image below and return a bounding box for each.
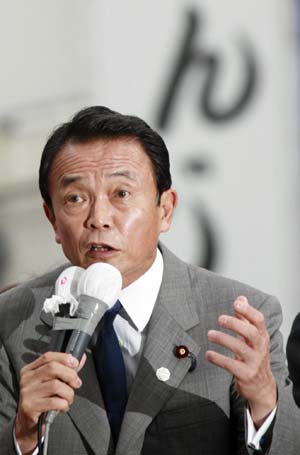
[77,263,122,308]
[55,266,84,298]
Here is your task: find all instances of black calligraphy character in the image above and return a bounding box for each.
[157,9,258,129]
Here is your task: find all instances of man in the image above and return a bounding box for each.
[0,106,299,454]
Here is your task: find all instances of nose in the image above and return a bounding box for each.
[86,198,112,230]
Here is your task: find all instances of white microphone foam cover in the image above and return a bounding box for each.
[55,266,84,298]
[77,263,122,308]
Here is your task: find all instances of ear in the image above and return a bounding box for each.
[43,203,62,245]
[158,188,177,233]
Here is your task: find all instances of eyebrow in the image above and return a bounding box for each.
[60,171,136,188]
[107,170,136,181]
[60,175,86,188]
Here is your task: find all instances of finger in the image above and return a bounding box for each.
[21,352,79,373]
[206,350,248,379]
[234,305,250,324]
[21,378,77,409]
[208,330,254,362]
[77,353,87,373]
[233,296,266,332]
[38,379,76,405]
[24,395,72,415]
[21,361,82,389]
[234,311,249,348]
[218,314,261,349]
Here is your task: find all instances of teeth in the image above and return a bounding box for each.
[91,245,110,251]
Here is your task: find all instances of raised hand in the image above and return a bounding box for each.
[206,296,277,427]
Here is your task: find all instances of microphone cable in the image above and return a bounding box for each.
[37,412,44,455]
[42,415,51,455]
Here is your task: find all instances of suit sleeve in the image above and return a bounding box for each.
[0,333,20,454]
[246,295,300,454]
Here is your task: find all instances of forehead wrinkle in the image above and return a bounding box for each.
[50,138,156,190]
[107,170,136,181]
[60,175,87,188]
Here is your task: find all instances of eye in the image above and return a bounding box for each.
[116,190,129,198]
[66,194,84,203]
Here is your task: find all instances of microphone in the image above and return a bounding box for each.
[63,262,122,360]
[43,266,84,352]
[45,262,122,426]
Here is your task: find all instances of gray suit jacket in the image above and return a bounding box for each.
[0,244,299,454]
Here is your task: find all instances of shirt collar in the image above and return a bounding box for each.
[119,248,163,332]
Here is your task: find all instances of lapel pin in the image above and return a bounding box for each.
[156,367,170,382]
[174,345,188,359]
[174,345,197,372]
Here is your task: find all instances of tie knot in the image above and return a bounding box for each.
[108,300,122,317]
[101,300,122,328]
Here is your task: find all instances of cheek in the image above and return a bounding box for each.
[56,222,83,262]
[121,208,160,239]
[121,208,143,234]
[56,218,80,244]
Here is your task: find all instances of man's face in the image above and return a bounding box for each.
[44,137,177,288]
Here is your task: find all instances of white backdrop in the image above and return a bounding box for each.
[0,1,299,342]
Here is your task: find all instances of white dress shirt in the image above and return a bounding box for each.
[14,248,275,453]
[114,248,163,389]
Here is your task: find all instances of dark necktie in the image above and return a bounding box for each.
[94,300,128,445]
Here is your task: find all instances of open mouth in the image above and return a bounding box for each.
[89,243,115,252]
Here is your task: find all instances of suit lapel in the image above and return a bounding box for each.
[116,245,204,454]
[67,350,111,454]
